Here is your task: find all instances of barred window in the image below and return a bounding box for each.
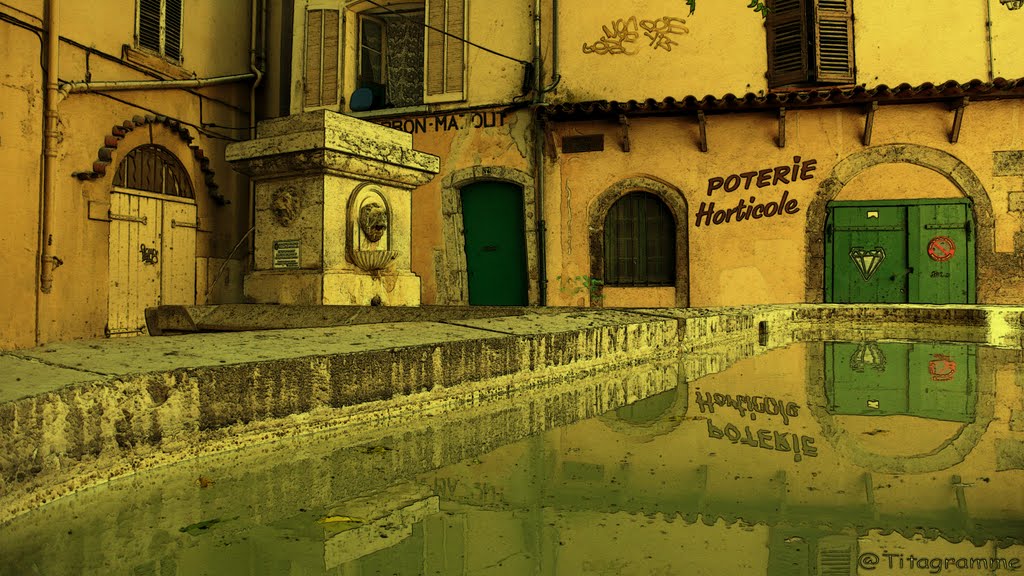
[113,145,194,199]
[604,192,675,286]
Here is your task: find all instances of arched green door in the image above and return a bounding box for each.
[461,181,528,305]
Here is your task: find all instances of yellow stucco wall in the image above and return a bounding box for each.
[557,0,766,102]
[554,0,1024,103]
[540,100,1024,307]
[0,0,253,349]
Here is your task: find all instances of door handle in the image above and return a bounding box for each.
[482,245,498,252]
[890,267,913,281]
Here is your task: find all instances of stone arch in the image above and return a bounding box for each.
[804,144,994,302]
[73,113,226,206]
[439,166,537,305]
[588,175,690,307]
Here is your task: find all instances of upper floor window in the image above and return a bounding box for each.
[137,0,183,62]
[604,192,675,286]
[766,0,853,89]
[299,0,466,113]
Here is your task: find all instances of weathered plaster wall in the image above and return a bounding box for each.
[555,0,1024,104]
[0,11,43,350]
[556,0,766,102]
[546,100,1024,307]
[0,0,253,349]
[375,107,535,305]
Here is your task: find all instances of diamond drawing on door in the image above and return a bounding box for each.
[107,145,197,336]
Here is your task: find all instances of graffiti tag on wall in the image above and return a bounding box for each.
[695,156,817,228]
[582,16,689,55]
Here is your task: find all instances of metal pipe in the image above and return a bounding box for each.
[532,0,547,306]
[59,73,257,96]
[985,0,994,81]
[248,0,265,273]
[39,0,59,296]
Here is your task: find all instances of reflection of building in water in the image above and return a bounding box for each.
[826,342,976,422]
[358,342,1021,576]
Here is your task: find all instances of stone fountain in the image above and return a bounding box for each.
[226,110,439,306]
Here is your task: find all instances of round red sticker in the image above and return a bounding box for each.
[927,236,956,262]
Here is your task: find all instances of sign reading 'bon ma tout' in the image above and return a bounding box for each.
[696,156,817,227]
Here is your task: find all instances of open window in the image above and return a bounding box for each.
[295,0,466,113]
[766,0,854,89]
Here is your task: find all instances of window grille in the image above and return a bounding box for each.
[604,192,675,286]
[113,145,195,199]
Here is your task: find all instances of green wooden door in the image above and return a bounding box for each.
[908,203,974,304]
[461,181,529,305]
[826,199,974,304]
[825,342,976,423]
[827,205,908,303]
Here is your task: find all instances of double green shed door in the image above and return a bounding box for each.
[826,199,975,304]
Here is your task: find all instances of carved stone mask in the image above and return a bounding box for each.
[270,187,300,228]
[359,202,389,243]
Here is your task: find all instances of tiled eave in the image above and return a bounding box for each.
[542,78,1024,121]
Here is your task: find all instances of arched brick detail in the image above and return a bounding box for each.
[588,175,689,308]
[439,166,537,305]
[805,144,995,302]
[72,114,228,206]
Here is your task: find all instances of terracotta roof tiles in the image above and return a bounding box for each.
[543,78,1024,120]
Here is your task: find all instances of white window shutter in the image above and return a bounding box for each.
[424,0,466,103]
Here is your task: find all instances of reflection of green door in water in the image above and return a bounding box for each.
[825,199,975,304]
[825,341,976,423]
[461,181,528,305]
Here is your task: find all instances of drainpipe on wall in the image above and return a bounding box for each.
[59,73,258,95]
[532,0,547,306]
[248,0,266,275]
[39,0,59,302]
[985,0,994,81]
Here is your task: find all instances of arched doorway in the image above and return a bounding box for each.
[460,181,529,305]
[807,144,992,304]
[107,145,198,336]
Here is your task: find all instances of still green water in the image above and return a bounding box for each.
[1,341,1022,575]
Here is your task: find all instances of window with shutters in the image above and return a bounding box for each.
[136,0,182,63]
[766,0,854,89]
[344,0,466,111]
[296,0,466,112]
[604,193,676,286]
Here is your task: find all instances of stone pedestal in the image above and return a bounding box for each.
[226,110,439,306]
